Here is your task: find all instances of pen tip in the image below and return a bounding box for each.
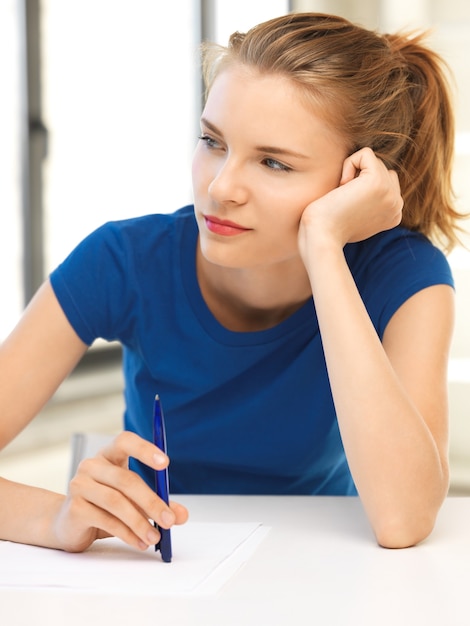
[155,393,160,401]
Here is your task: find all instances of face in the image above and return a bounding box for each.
[192,64,349,271]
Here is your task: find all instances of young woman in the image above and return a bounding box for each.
[0,13,462,551]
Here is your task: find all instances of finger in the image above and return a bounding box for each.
[131,497,189,527]
[339,147,377,186]
[69,469,164,548]
[99,431,169,469]
[75,456,176,529]
[62,493,159,552]
[339,156,360,185]
[339,166,356,186]
[169,500,190,525]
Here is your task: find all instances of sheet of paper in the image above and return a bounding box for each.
[0,522,270,596]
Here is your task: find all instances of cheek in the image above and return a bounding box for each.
[191,148,210,192]
[191,155,202,190]
[274,168,343,220]
[268,189,312,227]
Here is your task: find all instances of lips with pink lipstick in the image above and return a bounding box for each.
[204,215,252,236]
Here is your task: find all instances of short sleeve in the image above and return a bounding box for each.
[49,221,138,345]
[345,229,454,339]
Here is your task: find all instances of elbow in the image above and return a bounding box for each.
[370,474,449,549]
[373,513,437,549]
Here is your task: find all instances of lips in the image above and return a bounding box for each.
[204,215,251,236]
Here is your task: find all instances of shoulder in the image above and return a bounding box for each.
[345,227,449,270]
[346,227,453,284]
[52,205,195,274]
[55,206,196,274]
[48,206,197,344]
[345,227,454,337]
[93,205,195,250]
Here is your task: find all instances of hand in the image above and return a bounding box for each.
[299,147,403,254]
[52,431,188,552]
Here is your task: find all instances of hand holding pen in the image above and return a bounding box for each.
[52,431,188,553]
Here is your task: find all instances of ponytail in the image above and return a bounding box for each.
[384,32,461,250]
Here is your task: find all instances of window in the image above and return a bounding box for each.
[41,0,199,274]
[42,0,289,273]
[0,0,23,339]
[208,0,288,43]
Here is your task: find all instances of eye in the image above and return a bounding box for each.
[262,157,292,172]
[198,134,221,149]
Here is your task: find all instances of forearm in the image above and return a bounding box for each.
[304,240,448,547]
[0,476,66,548]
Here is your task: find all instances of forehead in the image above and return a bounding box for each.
[203,64,346,151]
[205,64,304,117]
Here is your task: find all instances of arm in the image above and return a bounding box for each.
[0,280,88,449]
[298,148,453,548]
[0,281,187,550]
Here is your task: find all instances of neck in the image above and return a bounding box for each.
[196,244,312,332]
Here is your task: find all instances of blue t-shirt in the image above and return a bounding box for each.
[50,205,454,496]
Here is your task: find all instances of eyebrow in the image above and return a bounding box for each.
[200,117,310,160]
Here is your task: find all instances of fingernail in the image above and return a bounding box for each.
[153,452,167,466]
[159,510,175,528]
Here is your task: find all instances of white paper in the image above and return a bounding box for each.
[0,522,270,595]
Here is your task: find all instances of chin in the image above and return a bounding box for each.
[199,245,250,269]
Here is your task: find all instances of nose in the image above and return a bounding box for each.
[208,156,248,205]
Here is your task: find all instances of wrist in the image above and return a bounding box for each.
[298,215,345,266]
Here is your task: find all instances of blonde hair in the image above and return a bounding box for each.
[202,13,464,251]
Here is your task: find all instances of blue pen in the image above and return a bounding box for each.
[153,394,172,562]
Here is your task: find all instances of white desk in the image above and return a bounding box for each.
[2,496,469,626]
